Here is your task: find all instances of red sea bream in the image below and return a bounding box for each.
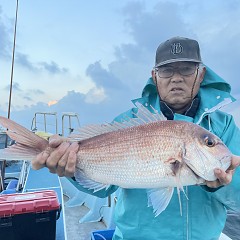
[0,104,232,216]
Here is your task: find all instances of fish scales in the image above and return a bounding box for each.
[76,121,197,188]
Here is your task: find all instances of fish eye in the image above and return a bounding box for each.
[204,136,215,147]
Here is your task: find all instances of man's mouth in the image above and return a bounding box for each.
[170,88,184,92]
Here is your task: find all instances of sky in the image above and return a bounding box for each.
[0,0,240,134]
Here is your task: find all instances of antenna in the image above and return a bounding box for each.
[5,0,19,149]
[7,0,19,120]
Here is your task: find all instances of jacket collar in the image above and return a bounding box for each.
[160,97,200,120]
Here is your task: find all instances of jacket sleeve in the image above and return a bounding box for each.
[205,114,240,212]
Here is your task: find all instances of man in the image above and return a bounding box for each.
[33,37,240,239]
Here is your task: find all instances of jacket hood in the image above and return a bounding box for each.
[136,65,235,120]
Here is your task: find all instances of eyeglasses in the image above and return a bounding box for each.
[155,64,198,78]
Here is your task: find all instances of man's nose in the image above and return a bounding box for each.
[170,71,184,82]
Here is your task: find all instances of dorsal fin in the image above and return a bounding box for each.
[68,103,166,142]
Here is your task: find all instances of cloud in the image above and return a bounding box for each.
[39,61,69,74]
[12,82,22,91]
[84,87,107,104]
[15,52,69,74]
[15,52,37,71]
[48,100,58,107]
[86,61,128,91]
[0,101,50,131]
[84,0,192,105]
[0,7,12,59]
[4,82,22,92]
[29,89,45,95]
[86,0,240,112]
[0,9,69,75]
[23,95,33,101]
[174,0,240,96]
[81,0,240,131]
[121,1,189,50]
[53,90,128,124]
[0,88,134,133]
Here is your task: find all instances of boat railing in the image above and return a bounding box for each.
[61,112,80,136]
[31,111,80,136]
[31,112,58,134]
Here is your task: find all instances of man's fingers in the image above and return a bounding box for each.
[48,134,67,148]
[32,138,78,177]
[206,168,234,188]
[207,168,233,188]
[215,168,233,185]
[64,151,77,177]
[67,142,80,153]
[210,155,240,187]
[32,150,50,170]
[56,154,68,177]
[228,155,240,170]
[31,135,65,170]
[55,142,79,176]
[46,142,70,173]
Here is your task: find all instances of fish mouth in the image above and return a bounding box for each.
[184,160,204,178]
[186,164,205,184]
[184,154,232,182]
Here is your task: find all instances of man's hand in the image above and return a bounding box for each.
[206,154,240,188]
[32,134,79,177]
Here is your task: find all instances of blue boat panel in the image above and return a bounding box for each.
[24,167,60,189]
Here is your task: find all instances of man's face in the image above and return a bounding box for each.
[152,61,206,113]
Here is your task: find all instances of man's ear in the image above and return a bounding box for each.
[199,66,206,83]
[151,69,157,84]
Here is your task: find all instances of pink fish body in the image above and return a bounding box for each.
[75,120,231,190]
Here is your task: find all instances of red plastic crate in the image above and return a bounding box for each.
[0,190,61,240]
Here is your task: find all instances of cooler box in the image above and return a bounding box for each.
[0,190,61,240]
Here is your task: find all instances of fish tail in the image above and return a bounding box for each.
[0,116,49,161]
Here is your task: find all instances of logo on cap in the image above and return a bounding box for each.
[171,43,183,55]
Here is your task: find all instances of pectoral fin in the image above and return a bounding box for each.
[147,187,174,217]
[74,169,110,192]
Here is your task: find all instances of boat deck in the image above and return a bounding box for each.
[64,195,106,240]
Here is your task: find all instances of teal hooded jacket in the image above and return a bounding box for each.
[68,66,240,240]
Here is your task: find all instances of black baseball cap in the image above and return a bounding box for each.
[155,36,202,67]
